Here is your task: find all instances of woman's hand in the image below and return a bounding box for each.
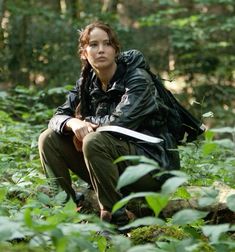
[66,118,98,141]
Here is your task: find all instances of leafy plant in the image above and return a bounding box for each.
[1,86,235,251]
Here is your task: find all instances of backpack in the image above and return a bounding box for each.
[149,71,206,144]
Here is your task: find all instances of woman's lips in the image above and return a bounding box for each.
[96,56,106,61]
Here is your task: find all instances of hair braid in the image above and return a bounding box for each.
[75,62,92,119]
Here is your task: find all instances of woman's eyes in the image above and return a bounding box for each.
[89,41,111,47]
[89,43,97,47]
[104,41,111,46]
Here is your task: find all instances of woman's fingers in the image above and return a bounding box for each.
[75,123,96,141]
[70,119,98,141]
[87,125,94,133]
[75,127,88,141]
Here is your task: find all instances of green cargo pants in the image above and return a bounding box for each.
[38,128,162,211]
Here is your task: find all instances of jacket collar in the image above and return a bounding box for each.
[90,62,126,92]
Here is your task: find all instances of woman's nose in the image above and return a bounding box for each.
[98,44,104,52]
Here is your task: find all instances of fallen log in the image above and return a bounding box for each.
[78,181,235,224]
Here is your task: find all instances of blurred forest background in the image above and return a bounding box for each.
[0,2,235,250]
[0,0,235,127]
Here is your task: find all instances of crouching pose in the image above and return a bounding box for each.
[38,21,180,226]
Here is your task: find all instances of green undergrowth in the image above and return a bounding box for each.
[130,224,215,252]
[0,86,235,251]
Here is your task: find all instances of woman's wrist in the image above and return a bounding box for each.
[65,118,80,131]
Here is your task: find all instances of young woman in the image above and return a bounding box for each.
[38,21,180,226]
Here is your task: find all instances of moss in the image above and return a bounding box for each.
[130,224,188,245]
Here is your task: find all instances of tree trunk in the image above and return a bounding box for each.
[102,0,118,13]
[70,0,80,19]
[0,0,6,49]
[8,13,30,86]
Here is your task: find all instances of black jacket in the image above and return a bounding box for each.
[49,50,180,169]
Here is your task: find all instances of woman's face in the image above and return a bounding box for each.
[82,27,117,71]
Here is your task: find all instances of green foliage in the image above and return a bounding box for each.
[179,128,235,187]
[139,0,235,78]
[161,175,188,195]
[0,87,235,251]
[197,187,219,208]
[116,162,159,190]
[171,209,208,225]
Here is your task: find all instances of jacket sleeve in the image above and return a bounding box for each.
[48,80,80,134]
[85,68,162,130]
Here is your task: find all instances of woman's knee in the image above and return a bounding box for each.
[82,132,106,157]
[38,128,57,152]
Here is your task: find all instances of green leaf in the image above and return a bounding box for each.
[198,187,219,207]
[0,217,25,242]
[24,208,33,228]
[97,235,107,252]
[202,224,230,243]
[146,194,169,216]
[161,177,188,195]
[119,217,165,231]
[166,170,188,177]
[156,238,195,252]
[172,209,208,225]
[59,223,102,235]
[202,142,217,155]
[51,227,64,241]
[198,197,217,207]
[127,244,158,252]
[112,192,158,213]
[226,194,235,212]
[174,187,191,200]
[109,236,132,252]
[37,192,51,205]
[54,191,67,205]
[33,222,58,232]
[116,164,158,190]
[0,188,7,201]
[114,155,158,166]
[204,130,215,141]
[214,139,235,149]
